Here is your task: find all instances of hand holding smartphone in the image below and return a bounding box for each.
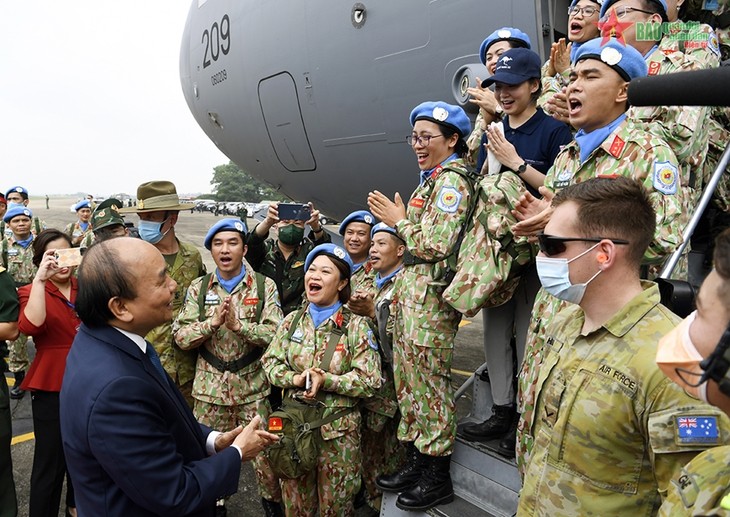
[278,203,311,221]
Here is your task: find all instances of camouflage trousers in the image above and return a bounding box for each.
[516,289,564,477]
[6,334,29,374]
[361,413,406,511]
[393,304,459,456]
[194,398,281,502]
[280,428,361,517]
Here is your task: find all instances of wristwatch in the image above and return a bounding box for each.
[514,162,527,175]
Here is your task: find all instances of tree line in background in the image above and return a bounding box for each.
[206,161,287,202]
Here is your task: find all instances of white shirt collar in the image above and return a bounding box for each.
[113,326,147,354]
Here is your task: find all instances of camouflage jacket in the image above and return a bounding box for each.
[146,239,206,385]
[246,228,330,316]
[659,445,730,516]
[394,159,472,314]
[1,236,37,287]
[261,303,382,440]
[545,118,685,265]
[519,283,730,516]
[350,261,376,297]
[173,262,282,406]
[63,221,92,247]
[629,41,716,199]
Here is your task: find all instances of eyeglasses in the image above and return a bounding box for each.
[568,5,599,17]
[536,233,629,257]
[599,6,655,22]
[406,134,443,147]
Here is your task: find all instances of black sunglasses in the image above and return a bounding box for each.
[536,233,629,257]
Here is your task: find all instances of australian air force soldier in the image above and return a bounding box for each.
[119,181,206,407]
[64,200,93,247]
[2,206,38,399]
[513,37,685,473]
[519,177,730,515]
[340,210,377,296]
[349,222,407,511]
[174,219,284,516]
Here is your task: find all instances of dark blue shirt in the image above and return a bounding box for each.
[476,108,573,197]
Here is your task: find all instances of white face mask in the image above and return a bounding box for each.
[536,243,601,304]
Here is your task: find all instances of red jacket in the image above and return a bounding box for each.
[19,278,80,392]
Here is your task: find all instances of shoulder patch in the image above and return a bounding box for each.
[708,31,720,58]
[435,186,462,213]
[367,328,378,351]
[648,60,662,76]
[653,161,678,195]
[676,416,720,445]
[608,135,626,158]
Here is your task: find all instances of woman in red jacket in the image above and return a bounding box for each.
[19,229,80,517]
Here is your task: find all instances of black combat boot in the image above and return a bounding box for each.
[460,404,515,441]
[375,442,424,492]
[261,498,284,517]
[395,454,454,511]
[9,371,25,400]
[497,413,519,458]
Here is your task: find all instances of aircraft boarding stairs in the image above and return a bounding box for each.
[380,365,521,517]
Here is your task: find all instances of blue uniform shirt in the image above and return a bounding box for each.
[476,108,573,197]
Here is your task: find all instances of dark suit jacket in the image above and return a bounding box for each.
[60,324,241,517]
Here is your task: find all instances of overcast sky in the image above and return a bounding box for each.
[1,1,228,197]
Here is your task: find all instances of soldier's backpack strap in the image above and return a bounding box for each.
[286,307,306,341]
[1,239,6,270]
[319,308,350,371]
[196,273,214,322]
[33,217,41,236]
[254,271,266,323]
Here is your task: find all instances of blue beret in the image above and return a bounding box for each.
[371,222,404,242]
[600,0,667,19]
[482,48,542,88]
[409,101,471,139]
[479,27,532,66]
[4,206,32,223]
[74,200,91,211]
[5,186,28,198]
[570,0,603,6]
[304,243,354,277]
[338,210,376,235]
[204,218,248,250]
[573,37,648,81]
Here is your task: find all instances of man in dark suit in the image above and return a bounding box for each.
[60,238,277,517]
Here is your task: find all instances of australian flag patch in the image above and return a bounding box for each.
[676,416,720,445]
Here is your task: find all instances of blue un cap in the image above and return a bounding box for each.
[482,48,542,88]
[5,186,28,199]
[305,243,354,277]
[371,222,404,242]
[74,200,91,211]
[410,101,471,139]
[4,206,32,223]
[479,27,532,66]
[338,210,376,236]
[573,37,648,81]
[600,0,667,20]
[570,0,603,7]
[204,218,248,250]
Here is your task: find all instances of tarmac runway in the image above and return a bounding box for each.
[6,196,487,516]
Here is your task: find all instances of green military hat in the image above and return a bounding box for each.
[91,199,125,232]
[118,180,194,213]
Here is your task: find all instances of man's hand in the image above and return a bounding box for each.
[349,291,376,319]
[545,88,571,125]
[511,187,555,237]
[305,202,323,232]
[548,39,571,76]
[209,298,229,330]
[255,203,280,237]
[302,368,325,399]
[223,298,242,333]
[233,415,279,462]
[214,425,243,452]
[368,191,406,228]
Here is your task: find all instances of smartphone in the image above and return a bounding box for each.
[55,248,82,268]
[278,203,311,221]
[305,370,312,391]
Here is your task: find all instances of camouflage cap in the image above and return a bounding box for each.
[91,205,125,232]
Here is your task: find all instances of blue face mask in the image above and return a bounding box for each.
[138,219,170,244]
[536,243,601,304]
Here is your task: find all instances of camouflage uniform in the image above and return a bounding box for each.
[146,239,206,407]
[361,269,406,509]
[516,119,686,474]
[246,228,330,316]
[1,236,36,375]
[537,59,570,114]
[629,40,717,207]
[519,282,730,515]
[63,221,91,248]
[173,262,283,501]
[465,111,488,167]
[392,158,471,456]
[261,304,382,517]
[659,445,730,516]
[349,262,376,297]
[78,231,95,253]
